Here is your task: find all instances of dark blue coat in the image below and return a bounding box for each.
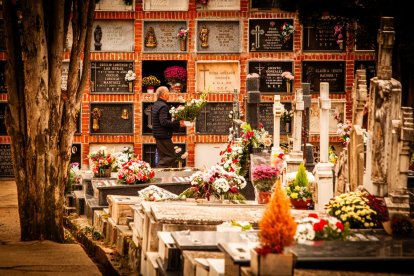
[152,99,179,139]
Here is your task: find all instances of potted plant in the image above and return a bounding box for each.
[142,75,161,93]
[87,147,116,178]
[285,163,313,209]
[125,70,136,92]
[164,66,187,92]
[169,90,208,126]
[251,178,297,275]
[117,159,155,185]
[251,164,279,204]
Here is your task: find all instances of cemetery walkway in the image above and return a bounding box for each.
[0,180,102,276]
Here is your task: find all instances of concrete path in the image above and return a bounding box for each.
[0,180,102,275]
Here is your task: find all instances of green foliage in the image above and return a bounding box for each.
[294,163,308,187]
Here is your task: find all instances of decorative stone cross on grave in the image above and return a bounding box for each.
[272,95,284,152]
[251,25,264,49]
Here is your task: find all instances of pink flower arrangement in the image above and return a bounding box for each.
[177,27,189,40]
[281,71,294,82]
[251,164,280,192]
[334,23,344,47]
[336,119,352,146]
[164,66,187,83]
[117,159,155,185]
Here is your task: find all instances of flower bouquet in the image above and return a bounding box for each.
[164,66,187,84]
[177,27,189,40]
[279,22,294,43]
[334,23,344,50]
[88,147,117,177]
[325,190,389,229]
[336,119,352,146]
[169,90,208,122]
[281,109,293,123]
[125,70,136,82]
[178,165,247,201]
[251,164,280,204]
[294,213,350,243]
[142,75,161,87]
[66,162,82,194]
[281,71,294,82]
[117,159,155,185]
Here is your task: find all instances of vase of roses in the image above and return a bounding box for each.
[178,165,247,202]
[125,70,136,92]
[142,75,161,93]
[177,27,188,51]
[117,159,155,185]
[88,147,116,178]
[251,164,279,204]
[164,66,187,92]
[281,71,294,93]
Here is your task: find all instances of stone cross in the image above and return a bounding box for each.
[286,88,304,173]
[302,83,315,171]
[314,82,334,211]
[272,95,284,151]
[377,17,394,80]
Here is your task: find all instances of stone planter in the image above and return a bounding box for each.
[250,248,295,276]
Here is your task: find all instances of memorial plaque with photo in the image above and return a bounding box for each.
[195,102,232,134]
[302,61,345,93]
[0,61,5,93]
[0,19,5,51]
[143,0,188,11]
[0,102,6,135]
[196,21,240,53]
[89,103,133,134]
[354,60,376,89]
[70,144,82,165]
[248,61,293,93]
[303,19,344,51]
[143,143,186,168]
[248,19,294,52]
[196,62,239,93]
[91,20,134,52]
[196,0,240,10]
[143,21,188,53]
[258,102,292,135]
[142,102,186,135]
[310,101,346,135]
[0,144,14,178]
[90,61,134,94]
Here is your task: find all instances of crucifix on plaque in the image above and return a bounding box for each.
[254,63,265,76]
[251,25,264,49]
[199,65,210,91]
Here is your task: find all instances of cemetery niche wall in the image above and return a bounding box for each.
[143,143,187,168]
[196,62,239,93]
[0,144,14,178]
[196,20,241,53]
[302,19,345,51]
[0,61,6,93]
[91,20,134,52]
[142,60,187,93]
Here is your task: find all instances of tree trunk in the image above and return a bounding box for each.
[3,0,95,242]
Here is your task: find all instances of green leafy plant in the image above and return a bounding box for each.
[285,163,312,201]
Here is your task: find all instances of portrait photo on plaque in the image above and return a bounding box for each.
[249,19,294,52]
[248,61,293,93]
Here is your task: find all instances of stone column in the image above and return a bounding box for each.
[271,95,284,154]
[314,82,334,211]
[286,89,304,173]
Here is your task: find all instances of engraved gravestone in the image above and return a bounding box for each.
[258,102,292,135]
[91,20,134,52]
[196,62,239,93]
[248,19,294,52]
[196,102,232,134]
[0,103,6,135]
[0,61,5,93]
[248,61,293,93]
[89,103,133,134]
[0,144,14,178]
[196,0,240,10]
[143,21,188,53]
[303,19,344,51]
[196,21,240,53]
[90,61,134,93]
[354,60,376,89]
[143,0,188,11]
[309,101,346,135]
[142,102,186,135]
[302,61,345,93]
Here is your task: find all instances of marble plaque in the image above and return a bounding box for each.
[196,62,239,93]
[248,19,294,52]
[196,21,240,53]
[0,102,6,135]
[258,102,292,135]
[196,0,240,10]
[91,20,134,52]
[143,0,189,11]
[309,100,346,135]
[302,61,345,93]
[303,19,344,51]
[143,21,188,53]
[248,61,293,93]
[0,144,14,178]
[0,61,6,93]
[89,103,133,134]
[90,61,134,94]
[195,102,232,134]
[95,0,134,11]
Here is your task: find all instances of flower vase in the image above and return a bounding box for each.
[180,39,186,51]
[290,198,313,210]
[94,168,111,178]
[254,188,272,204]
[183,120,194,127]
[286,81,291,93]
[147,86,154,93]
[250,249,296,276]
[128,81,133,92]
[178,160,183,169]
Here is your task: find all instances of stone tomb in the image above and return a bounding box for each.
[196,21,241,53]
[90,20,134,52]
[196,61,239,93]
[143,21,188,53]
